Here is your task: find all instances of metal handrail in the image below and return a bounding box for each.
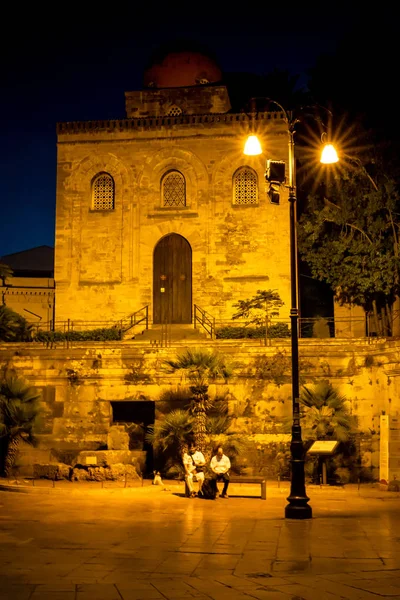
[193,305,216,340]
[121,306,149,332]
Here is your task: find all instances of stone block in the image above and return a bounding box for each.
[75,450,145,472]
[109,463,139,481]
[50,448,80,466]
[71,463,139,481]
[71,466,90,481]
[33,463,72,480]
[76,451,107,467]
[107,425,129,450]
[14,447,52,476]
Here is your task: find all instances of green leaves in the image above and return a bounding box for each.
[35,327,122,343]
[163,348,232,387]
[299,381,357,442]
[162,349,232,452]
[145,409,193,453]
[298,163,400,309]
[0,374,42,440]
[216,323,290,339]
[0,306,34,342]
[232,289,284,327]
[0,262,13,282]
[0,372,42,474]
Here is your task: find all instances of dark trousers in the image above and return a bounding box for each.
[211,472,229,495]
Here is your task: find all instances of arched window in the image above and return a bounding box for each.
[162,170,186,207]
[92,173,115,210]
[233,167,258,205]
[166,105,183,117]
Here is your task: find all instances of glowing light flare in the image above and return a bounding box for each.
[320,143,339,164]
[243,135,262,156]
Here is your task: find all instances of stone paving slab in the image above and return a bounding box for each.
[0,484,400,598]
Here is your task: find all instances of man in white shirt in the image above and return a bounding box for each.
[182,443,206,498]
[210,446,231,498]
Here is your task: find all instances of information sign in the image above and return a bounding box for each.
[307,440,339,455]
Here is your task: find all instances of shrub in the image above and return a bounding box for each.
[35,327,122,343]
[237,441,291,479]
[216,323,290,339]
[334,467,351,484]
[254,351,291,386]
[0,306,34,342]
[359,467,375,482]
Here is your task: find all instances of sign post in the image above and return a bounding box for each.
[307,440,339,485]
[380,415,400,484]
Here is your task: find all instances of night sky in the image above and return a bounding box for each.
[0,7,388,258]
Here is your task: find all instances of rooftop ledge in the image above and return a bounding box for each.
[56,111,285,135]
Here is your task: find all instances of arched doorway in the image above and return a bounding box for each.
[153,234,192,324]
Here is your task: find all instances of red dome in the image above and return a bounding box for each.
[143,51,222,88]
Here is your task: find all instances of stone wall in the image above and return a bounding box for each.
[1,277,55,326]
[1,337,399,478]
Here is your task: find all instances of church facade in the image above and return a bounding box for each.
[54,51,291,328]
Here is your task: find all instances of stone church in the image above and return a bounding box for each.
[55,49,291,329]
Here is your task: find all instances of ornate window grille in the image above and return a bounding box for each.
[92,173,115,210]
[162,171,186,207]
[166,105,183,116]
[233,168,258,205]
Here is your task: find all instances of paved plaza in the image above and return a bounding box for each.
[0,480,399,599]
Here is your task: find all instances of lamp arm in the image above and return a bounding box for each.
[247,96,301,130]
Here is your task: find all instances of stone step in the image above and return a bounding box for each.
[128,324,209,342]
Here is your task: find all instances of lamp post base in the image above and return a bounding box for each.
[285,425,312,520]
[285,500,312,520]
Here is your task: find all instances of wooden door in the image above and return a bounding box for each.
[153,234,192,324]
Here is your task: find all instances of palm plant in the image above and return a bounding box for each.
[206,414,232,435]
[295,381,358,484]
[205,414,242,463]
[0,306,34,342]
[0,262,13,290]
[163,349,232,452]
[145,409,193,476]
[0,373,42,477]
[300,381,357,442]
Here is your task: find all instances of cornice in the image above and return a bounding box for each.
[57,111,285,136]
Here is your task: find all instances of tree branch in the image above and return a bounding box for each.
[322,198,373,245]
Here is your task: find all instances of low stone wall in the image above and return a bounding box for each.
[1,338,399,480]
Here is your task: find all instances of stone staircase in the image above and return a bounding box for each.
[129,323,208,343]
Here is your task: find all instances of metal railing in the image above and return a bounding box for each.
[24,308,149,348]
[120,306,149,333]
[194,305,216,339]
[208,316,371,341]
[11,310,400,348]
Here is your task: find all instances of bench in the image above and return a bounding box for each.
[185,475,267,499]
[229,476,267,500]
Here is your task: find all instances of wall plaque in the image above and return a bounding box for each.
[85,456,97,465]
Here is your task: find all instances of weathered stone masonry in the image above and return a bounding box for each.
[2,338,400,478]
[55,105,292,325]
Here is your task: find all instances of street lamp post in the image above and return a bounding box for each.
[244,102,338,519]
[284,115,312,519]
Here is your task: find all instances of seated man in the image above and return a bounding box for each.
[210,446,231,498]
[182,443,206,498]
